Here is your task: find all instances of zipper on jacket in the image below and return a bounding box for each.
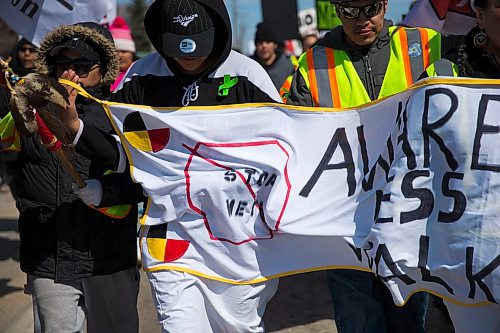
[362,55,376,101]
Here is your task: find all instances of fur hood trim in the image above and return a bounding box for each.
[35,24,119,85]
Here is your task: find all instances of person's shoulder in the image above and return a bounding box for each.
[125,52,172,78]
[217,50,265,76]
[215,50,281,102]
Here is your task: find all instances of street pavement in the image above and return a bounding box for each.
[0,186,337,332]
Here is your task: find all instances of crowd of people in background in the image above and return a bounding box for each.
[0,0,499,332]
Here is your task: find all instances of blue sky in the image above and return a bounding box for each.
[118,0,413,54]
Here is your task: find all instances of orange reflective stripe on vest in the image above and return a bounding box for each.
[398,27,431,86]
[303,26,441,108]
[280,75,293,103]
[306,50,320,107]
[306,47,342,108]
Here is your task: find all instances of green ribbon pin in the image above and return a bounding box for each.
[218,74,238,97]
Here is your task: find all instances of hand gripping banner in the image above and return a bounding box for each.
[65,78,500,307]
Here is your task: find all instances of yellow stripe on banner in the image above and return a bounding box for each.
[104,78,500,113]
[124,130,153,152]
[58,79,102,102]
[143,265,495,307]
[140,198,152,225]
[61,77,500,114]
[100,104,139,187]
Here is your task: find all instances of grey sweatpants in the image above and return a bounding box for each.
[27,267,140,333]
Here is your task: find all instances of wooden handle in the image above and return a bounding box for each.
[55,149,86,188]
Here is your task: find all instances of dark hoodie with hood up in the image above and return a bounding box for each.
[1,39,37,124]
[16,23,138,281]
[0,39,37,172]
[111,0,280,107]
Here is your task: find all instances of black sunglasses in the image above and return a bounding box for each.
[337,1,384,19]
[20,47,36,53]
[54,56,99,77]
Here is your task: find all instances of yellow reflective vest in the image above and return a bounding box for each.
[297,26,442,108]
[0,112,21,151]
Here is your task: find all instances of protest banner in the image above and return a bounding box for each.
[65,77,500,307]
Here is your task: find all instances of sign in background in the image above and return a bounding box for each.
[0,0,115,46]
[261,0,300,42]
[298,8,317,38]
[315,0,342,31]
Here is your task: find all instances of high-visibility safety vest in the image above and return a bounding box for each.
[298,26,442,108]
[94,203,132,219]
[425,58,458,78]
[95,169,133,219]
[280,55,300,103]
[280,74,293,103]
[0,112,21,151]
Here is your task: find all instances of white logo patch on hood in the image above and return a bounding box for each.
[173,14,199,27]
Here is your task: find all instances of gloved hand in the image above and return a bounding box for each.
[73,179,103,206]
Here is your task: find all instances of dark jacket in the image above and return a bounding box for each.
[451,27,500,79]
[251,49,295,90]
[111,0,280,107]
[17,23,137,281]
[75,0,281,207]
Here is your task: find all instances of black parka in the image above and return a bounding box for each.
[17,23,137,281]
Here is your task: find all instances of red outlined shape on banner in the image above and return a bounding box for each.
[183,140,291,245]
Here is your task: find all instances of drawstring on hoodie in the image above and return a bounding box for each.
[182,81,199,106]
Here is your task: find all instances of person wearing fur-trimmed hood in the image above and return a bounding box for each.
[18,22,140,333]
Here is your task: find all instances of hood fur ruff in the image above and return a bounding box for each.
[35,24,119,85]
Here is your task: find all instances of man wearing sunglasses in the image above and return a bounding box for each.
[0,39,38,197]
[10,22,141,333]
[287,0,444,332]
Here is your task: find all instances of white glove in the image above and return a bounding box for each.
[73,179,103,206]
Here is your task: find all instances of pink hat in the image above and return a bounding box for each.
[109,16,136,53]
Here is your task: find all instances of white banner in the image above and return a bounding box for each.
[403,0,476,35]
[103,78,500,307]
[0,0,116,46]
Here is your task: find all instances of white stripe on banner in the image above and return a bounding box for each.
[102,78,500,308]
